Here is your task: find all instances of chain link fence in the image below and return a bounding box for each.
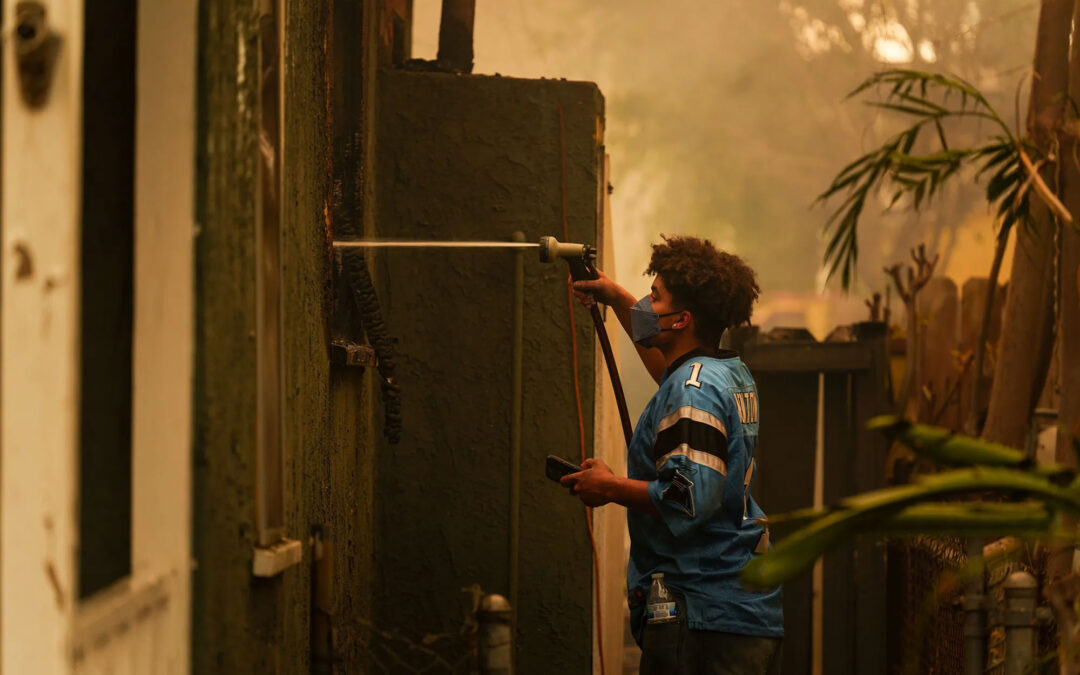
[889,536,1059,675]
[890,536,967,675]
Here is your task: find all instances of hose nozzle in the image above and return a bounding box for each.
[538,236,598,282]
[538,236,595,263]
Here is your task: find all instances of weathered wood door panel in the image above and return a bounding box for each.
[2,0,194,671]
[2,0,84,670]
[75,0,196,671]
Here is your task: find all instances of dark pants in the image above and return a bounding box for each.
[637,596,782,675]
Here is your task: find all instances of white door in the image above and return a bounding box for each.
[2,0,84,670]
[1,0,195,672]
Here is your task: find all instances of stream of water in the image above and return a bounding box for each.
[333,239,538,249]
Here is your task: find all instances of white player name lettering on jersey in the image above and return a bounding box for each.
[733,391,758,424]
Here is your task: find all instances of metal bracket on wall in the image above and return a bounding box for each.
[329,340,377,367]
[329,250,377,368]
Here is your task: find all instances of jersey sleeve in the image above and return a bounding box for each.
[646,379,741,538]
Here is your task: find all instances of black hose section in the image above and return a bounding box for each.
[341,248,402,444]
[589,304,634,447]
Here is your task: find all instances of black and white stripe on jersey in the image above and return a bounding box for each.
[652,406,729,475]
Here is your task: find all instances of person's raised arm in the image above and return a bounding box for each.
[571,270,666,383]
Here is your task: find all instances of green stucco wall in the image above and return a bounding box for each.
[193,4,604,671]
[372,70,605,673]
[193,1,375,671]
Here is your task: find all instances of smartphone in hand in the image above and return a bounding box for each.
[545,455,582,483]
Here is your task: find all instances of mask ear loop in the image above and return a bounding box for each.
[662,309,689,331]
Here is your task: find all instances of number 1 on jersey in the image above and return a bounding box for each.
[685,362,703,388]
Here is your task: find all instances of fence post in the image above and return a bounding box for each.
[1003,570,1038,675]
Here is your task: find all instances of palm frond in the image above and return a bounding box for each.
[819,69,1036,289]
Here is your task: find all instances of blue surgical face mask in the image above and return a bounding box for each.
[630,295,682,347]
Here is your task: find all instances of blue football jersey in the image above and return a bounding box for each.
[627,349,783,638]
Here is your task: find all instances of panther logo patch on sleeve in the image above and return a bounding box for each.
[661,469,695,518]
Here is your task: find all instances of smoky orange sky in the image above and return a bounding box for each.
[412,0,1037,415]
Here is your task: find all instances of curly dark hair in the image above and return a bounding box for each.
[646,235,760,347]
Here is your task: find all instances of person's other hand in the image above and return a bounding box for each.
[570,269,618,308]
[560,457,615,507]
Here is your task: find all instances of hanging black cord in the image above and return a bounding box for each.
[341,248,402,444]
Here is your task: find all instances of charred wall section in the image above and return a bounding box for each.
[193,3,604,670]
[192,0,376,671]
[373,70,604,672]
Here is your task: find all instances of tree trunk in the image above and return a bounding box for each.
[1057,0,1080,471]
[1050,203,1080,670]
[1046,0,1080,603]
[1062,243,1080,459]
[981,0,1071,450]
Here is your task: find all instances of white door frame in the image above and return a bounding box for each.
[123,0,196,669]
[1,0,84,671]
[1,0,196,671]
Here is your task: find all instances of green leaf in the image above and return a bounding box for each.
[741,467,1080,588]
[868,416,1039,469]
[976,148,1014,178]
[824,209,860,289]
[866,101,943,118]
[914,180,927,209]
[893,175,923,188]
[986,163,1021,203]
[870,502,1053,537]
[828,154,876,187]
[900,128,919,155]
[819,170,865,199]
[973,138,1014,160]
[934,119,949,150]
[819,68,1016,291]
[892,149,969,170]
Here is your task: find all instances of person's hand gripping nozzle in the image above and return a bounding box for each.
[537,235,598,283]
[537,235,633,446]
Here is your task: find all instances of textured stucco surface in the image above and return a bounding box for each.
[192,1,375,672]
[373,70,605,673]
[193,10,603,671]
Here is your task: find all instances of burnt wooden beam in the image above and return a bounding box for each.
[437,0,475,73]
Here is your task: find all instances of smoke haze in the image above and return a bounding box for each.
[413,0,1037,414]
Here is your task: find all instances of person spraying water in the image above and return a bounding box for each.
[559,234,784,675]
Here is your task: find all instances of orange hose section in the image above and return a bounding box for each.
[560,104,606,675]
